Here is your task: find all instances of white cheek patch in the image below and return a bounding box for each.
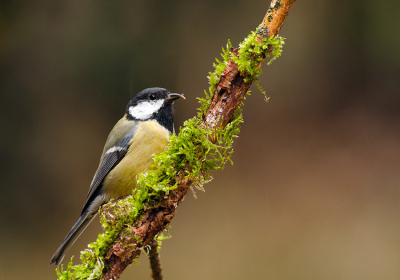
[128,100,164,120]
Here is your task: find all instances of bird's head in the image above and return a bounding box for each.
[126,87,185,133]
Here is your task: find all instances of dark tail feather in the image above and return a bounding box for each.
[49,212,96,266]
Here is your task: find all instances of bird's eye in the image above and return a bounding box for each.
[149,94,156,100]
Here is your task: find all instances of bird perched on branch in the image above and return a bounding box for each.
[50,87,185,266]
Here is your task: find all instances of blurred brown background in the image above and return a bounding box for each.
[1,0,400,279]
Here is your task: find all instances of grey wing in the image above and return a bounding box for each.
[80,126,138,215]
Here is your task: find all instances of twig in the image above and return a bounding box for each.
[148,240,163,280]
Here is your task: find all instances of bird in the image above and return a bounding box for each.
[49,87,185,266]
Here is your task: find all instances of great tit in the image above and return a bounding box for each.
[49,87,185,266]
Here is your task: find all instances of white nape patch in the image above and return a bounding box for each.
[105,146,126,154]
[128,100,164,120]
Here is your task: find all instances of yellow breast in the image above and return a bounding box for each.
[102,120,170,199]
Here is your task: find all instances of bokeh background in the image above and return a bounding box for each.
[1,0,400,279]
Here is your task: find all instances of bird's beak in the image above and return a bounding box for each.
[166,93,186,103]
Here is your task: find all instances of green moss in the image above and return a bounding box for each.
[197,40,233,119]
[233,31,285,83]
[56,25,284,280]
[198,31,284,118]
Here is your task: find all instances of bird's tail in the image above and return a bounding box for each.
[49,212,96,266]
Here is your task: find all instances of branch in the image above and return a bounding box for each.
[102,2,296,278]
[55,1,297,279]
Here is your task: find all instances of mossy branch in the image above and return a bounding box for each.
[55,0,296,279]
